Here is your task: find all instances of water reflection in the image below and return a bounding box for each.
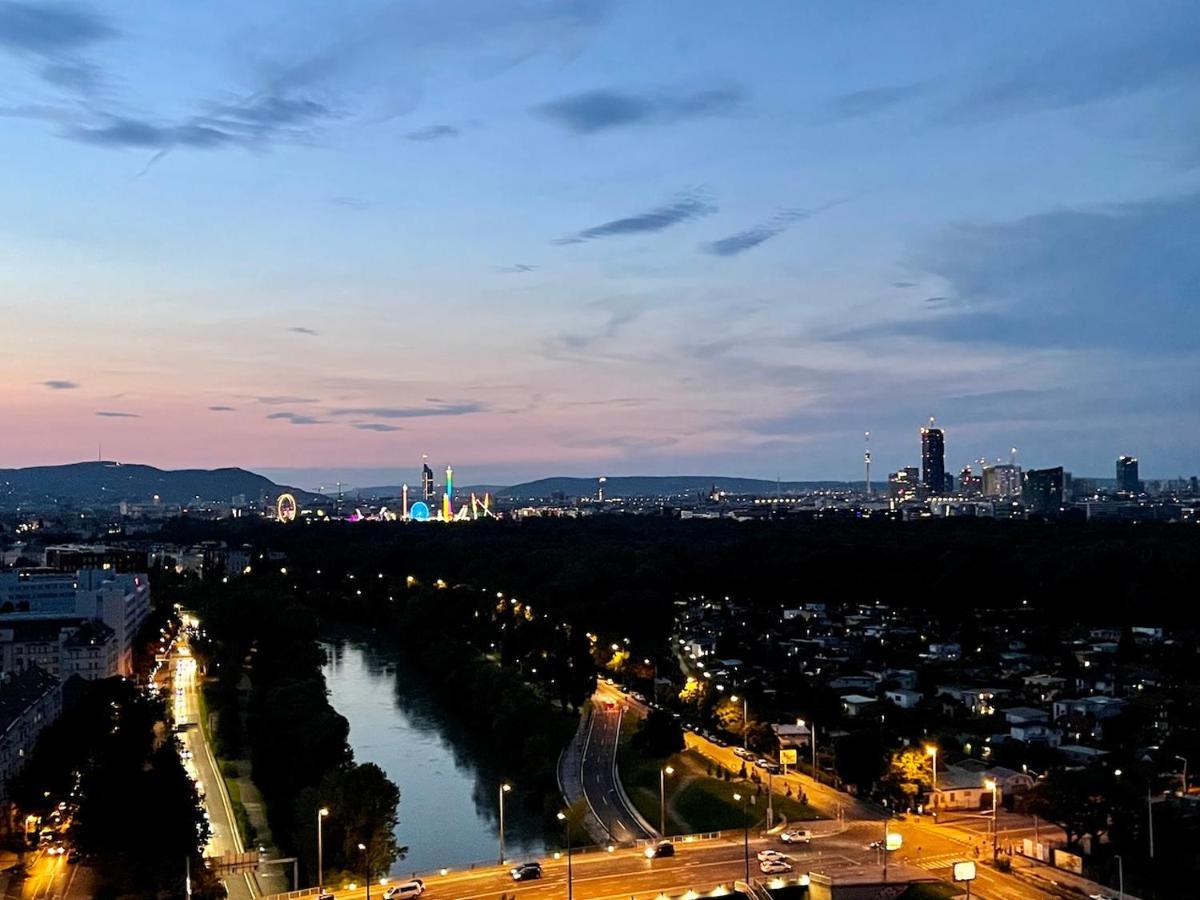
[322,630,546,875]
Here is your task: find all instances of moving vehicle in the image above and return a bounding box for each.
[644,840,675,858]
[760,859,792,874]
[757,849,787,862]
[510,861,543,881]
[382,879,424,899]
[780,829,812,844]
[733,748,755,760]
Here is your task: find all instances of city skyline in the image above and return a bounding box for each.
[4,1,1200,483]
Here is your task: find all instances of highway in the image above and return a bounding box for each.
[579,701,655,843]
[9,849,94,900]
[168,637,260,900]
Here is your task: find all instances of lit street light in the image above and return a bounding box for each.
[357,842,370,900]
[498,783,512,865]
[730,695,749,750]
[317,806,329,894]
[659,766,674,836]
[557,811,574,900]
[733,791,749,882]
[925,744,938,793]
[798,718,818,779]
[984,779,999,860]
[1175,755,1189,795]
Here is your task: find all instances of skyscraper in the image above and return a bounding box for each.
[1023,467,1064,515]
[421,458,435,504]
[1116,456,1140,494]
[983,463,1022,499]
[920,423,945,496]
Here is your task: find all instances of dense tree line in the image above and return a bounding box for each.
[9,679,223,898]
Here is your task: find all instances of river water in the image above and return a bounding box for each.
[321,632,546,876]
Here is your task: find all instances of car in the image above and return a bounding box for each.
[510,861,543,881]
[47,841,67,856]
[754,758,771,769]
[763,762,782,775]
[733,748,755,760]
[383,880,424,898]
[631,692,647,703]
[780,829,812,844]
[644,841,675,858]
[867,840,897,852]
[760,859,792,874]
[757,849,787,862]
[317,894,335,900]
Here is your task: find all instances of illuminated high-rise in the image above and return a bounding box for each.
[920,423,945,496]
[1116,456,1140,494]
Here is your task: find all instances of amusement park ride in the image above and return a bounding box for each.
[274,460,497,523]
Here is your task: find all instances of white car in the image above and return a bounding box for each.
[383,879,424,898]
[780,829,812,844]
[760,859,792,874]
[757,849,787,862]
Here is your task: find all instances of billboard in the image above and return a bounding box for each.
[952,861,977,882]
[779,749,798,765]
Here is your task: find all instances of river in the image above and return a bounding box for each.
[321,632,547,876]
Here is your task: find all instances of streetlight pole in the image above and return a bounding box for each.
[984,779,999,860]
[357,843,370,900]
[1176,755,1189,795]
[557,812,573,900]
[659,766,674,837]
[733,792,749,883]
[1115,853,1124,900]
[1147,785,1155,859]
[317,807,329,894]
[499,783,511,865]
[925,745,938,793]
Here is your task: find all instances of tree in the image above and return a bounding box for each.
[882,746,932,805]
[834,730,887,796]
[631,708,685,758]
[1018,766,1118,849]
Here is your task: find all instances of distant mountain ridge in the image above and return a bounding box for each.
[0,461,314,505]
[498,475,874,498]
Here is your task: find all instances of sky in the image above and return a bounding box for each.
[2,0,1198,488]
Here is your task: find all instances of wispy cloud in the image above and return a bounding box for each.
[0,1,114,56]
[95,410,138,418]
[208,405,236,412]
[351,422,403,432]
[266,411,327,425]
[405,124,459,141]
[288,326,319,336]
[328,401,485,419]
[703,205,837,257]
[538,86,741,134]
[824,82,929,121]
[252,395,318,405]
[497,263,538,274]
[329,196,372,210]
[41,379,79,390]
[555,191,716,244]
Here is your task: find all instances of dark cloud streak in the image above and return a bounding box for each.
[555,192,715,244]
[538,86,741,134]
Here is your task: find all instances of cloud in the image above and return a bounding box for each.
[252,395,319,405]
[329,196,371,210]
[288,326,319,335]
[266,411,327,425]
[0,1,114,56]
[327,401,485,419]
[498,263,538,273]
[537,86,741,134]
[351,422,403,432]
[95,410,138,418]
[405,124,459,141]
[208,405,236,412]
[703,205,838,257]
[555,191,716,244]
[838,191,1200,351]
[69,117,238,150]
[824,82,929,121]
[41,379,79,390]
[546,306,641,354]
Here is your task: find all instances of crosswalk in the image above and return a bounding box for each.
[912,851,968,870]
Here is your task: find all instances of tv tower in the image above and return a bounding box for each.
[864,431,872,496]
[443,465,454,520]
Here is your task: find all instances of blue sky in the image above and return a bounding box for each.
[2,1,1198,487]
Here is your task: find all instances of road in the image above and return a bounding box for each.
[7,850,95,900]
[578,698,655,843]
[168,637,260,900]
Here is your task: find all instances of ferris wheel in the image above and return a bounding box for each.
[276,493,298,522]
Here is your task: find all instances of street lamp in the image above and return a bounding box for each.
[798,719,818,780]
[659,766,674,837]
[557,811,574,900]
[731,695,749,750]
[1115,853,1124,900]
[357,843,370,900]
[733,792,750,882]
[498,783,512,865]
[984,779,999,860]
[1175,755,1189,795]
[317,806,330,894]
[925,744,938,793]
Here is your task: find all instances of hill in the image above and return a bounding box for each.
[0,461,314,506]
[498,475,875,499]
